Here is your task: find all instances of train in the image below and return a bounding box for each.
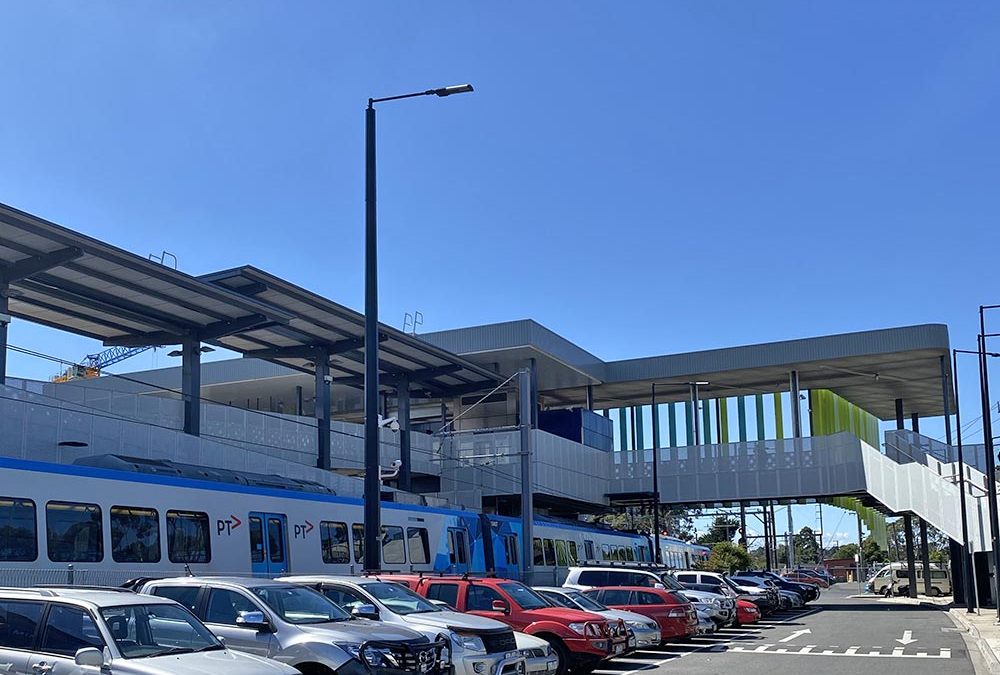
[0,454,708,586]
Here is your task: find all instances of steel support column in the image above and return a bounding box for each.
[314,349,331,471]
[0,286,8,386]
[951,350,976,611]
[763,501,773,571]
[651,385,661,564]
[181,339,201,436]
[904,514,918,598]
[519,368,534,585]
[363,101,381,573]
[586,384,594,411]
[690,383,701,445]
[787,370,801,570]
[397,376,411,492]
[977,321,1000,618]
[919,519,932,596]
[911,413,920,433]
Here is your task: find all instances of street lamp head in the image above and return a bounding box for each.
[431,84,474,97]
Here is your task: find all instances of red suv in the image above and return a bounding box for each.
[583,587,697,643]
[391,575,628,674]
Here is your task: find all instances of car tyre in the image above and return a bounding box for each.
[541,636,570,675]
[930,587,941,597]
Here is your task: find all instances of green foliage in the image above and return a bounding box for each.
[794,526,821,564]
[702,541,753,573]
[696,516,740,546]
[596,506,699,541]
[830,543,858,560]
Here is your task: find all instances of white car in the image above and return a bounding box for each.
[532,587,661,649]
[280,575,537,675]
[0,587,297,675]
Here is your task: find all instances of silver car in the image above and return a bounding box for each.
[279,575,532,675]
[0,587,297,675]
[532,587,661,650]
[139,577,447,675]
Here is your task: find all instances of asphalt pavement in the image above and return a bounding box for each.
[592,584,980,675]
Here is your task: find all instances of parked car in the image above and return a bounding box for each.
[728,576,782,612]
[867,564,952,597]
[794,568,836,585]
[783,572,829,589]
[279,575,535,675]
[563,566,735,625]
[677,573,776,616]
[137,577,448,675]
[534,587,661,650]
[735,599,761,625]
[0,586,298,675]
[392,575,628,675]
[581,587,697,644]
[741,571,820,602]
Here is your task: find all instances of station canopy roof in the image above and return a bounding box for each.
[0,202,292,347]
[200,266,501,397]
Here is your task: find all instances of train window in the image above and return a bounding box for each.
[46,501,102,563]
[321,521,350,564]
[0,497,36,562]
[249,517,265,563]
[0,600,43,650]
[601,543,610,560]
[407,527,430,564]
[166,510,211,563]
[110,506,160,563]
[267,518,285,563]
[353,523,364,563]
[533,538,544,566]
[555,540,568,567]
[625,546,635,561]
[425,583,459,608]
[584,540,595,561]
[543,539,556,566]
[448,528,469,565]
[568,541,578,564]
[503,534,519,566]
[382,526,405,564]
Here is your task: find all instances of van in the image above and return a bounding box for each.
[868,563,951,597]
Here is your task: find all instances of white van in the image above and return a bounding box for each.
[868,563,951,597]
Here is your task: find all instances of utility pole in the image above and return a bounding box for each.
[519,367,534,585]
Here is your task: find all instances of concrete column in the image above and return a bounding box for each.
[314,348,331,470]
[397,376,411,492]
[920,519,932,595]
[904,514,918,598]
[181,339,202,436]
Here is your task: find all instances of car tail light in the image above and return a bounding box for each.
[666,608,687,618]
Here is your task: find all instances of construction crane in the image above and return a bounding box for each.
[51,346,158,383]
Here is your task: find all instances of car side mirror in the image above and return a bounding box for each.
[352,604,380,620]
[653,583,665,590]
[491,599,510,614]
[74,647,104,668]
[236,610,271,631]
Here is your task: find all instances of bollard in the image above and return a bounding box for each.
[67,564,74,585]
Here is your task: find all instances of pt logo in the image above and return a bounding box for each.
[293,520,314,539]
[216,514,242,535]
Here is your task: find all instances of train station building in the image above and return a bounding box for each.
[0,201,987,604]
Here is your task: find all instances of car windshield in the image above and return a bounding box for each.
[722,577,747,593]
[101,603,222,659]
[363,582,441,615]
[499,583,550,610]
[564,591,607,612]
[657,573,684,590]
[251,585,351,624]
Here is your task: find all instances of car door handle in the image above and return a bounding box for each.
[31,664,52,674]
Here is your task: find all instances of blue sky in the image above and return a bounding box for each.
[2,2,998,545]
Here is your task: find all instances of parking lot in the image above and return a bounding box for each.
[592,585,978,675]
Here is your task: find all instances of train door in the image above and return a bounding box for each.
[249,512,289,576]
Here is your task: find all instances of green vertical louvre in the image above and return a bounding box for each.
[773,392,784,439]
[719,398,730,444]
[668,403,677,447]
[737,396,748,442]
[635,406,645,449]
[755,394,766,440]
[618,408,628,451]
[811,388,880,447]
[702,399,713,444]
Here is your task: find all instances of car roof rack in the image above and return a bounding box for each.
[0,587,58,597]
[35,585,136,593]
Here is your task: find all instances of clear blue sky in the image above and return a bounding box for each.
[2,2,998,545]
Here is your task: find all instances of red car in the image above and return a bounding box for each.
[784,572,829,588]
[391,575,628,674]
[582,587,697,643]
[735,599,760,625]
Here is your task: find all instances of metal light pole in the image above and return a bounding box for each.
[363,83,474,573]
[978,306,1000,620]
[651,384,662,564]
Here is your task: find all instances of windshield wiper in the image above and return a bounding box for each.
[150,646,195,657]
[193,644,226,653]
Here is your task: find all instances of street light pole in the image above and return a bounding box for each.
[363,84,474,573]
[651,384,661,564]
[978,306,1000,621]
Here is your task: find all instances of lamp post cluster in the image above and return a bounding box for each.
[363,84,474,573]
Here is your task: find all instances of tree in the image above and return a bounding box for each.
[596,506,699,541]
[862,536,888,565]
[696,517,740,546]
[794,526,821,564]
[830,543,858,560]
[702,541,752,573]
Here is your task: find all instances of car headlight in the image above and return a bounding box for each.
[336,643,386,667]
[625,620,647,630]
[450,632,486,652]
[568,622,587,635]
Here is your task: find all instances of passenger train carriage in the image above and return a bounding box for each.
[0,455,707,585]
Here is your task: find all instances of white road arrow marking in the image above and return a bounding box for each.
[896,631,917,646]
[779,629,812,643]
